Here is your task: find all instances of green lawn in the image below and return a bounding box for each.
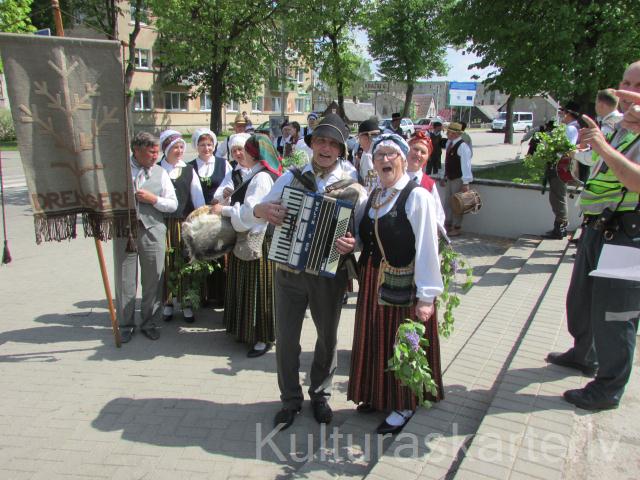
[473,162,542,184]
[0,140,18,151]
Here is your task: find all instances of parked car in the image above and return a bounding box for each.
[378,117,415,137]
[414,118,432,133]
[491,111,534,132]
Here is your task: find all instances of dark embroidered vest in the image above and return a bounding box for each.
[188,157,226,204]
[160,162,194,219]
[444,140,463,180]
[360,182,417,268]
[230,168,278,205]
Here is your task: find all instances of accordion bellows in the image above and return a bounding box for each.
[182,206,237,261]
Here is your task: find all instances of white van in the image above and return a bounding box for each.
[491,112,534,132]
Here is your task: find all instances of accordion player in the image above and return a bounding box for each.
[268,186,355,277]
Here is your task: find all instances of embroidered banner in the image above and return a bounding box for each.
[0,33,133,243]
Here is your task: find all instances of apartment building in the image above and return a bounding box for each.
[70,3,314,135]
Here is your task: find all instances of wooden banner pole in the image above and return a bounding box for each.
[51,0,121,347]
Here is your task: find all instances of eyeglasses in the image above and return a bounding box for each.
[374,151,400,161]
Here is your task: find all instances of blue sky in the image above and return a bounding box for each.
[354,30,494,82]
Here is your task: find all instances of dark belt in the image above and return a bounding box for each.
[586,211,640,239]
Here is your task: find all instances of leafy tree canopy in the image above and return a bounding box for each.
[1,0,36,33]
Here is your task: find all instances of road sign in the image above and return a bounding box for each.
[365,81,389,92]
[35,28,51,36]
[449,81,477,107]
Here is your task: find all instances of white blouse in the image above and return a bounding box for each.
[193,156,232,179]
[159,158,205,209]
[366,174,443,303]
[219,164,275,233]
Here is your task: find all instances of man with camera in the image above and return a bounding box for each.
[547,61,640,411]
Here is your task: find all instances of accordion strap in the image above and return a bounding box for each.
[373,206,387,262]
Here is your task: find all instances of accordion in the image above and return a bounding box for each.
[268,186,354,277]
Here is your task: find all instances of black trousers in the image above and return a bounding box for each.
[566,225,640,401]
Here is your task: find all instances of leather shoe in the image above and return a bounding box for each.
[120,327,134,344]
[546,351,597,376]
[184,315,195,324]
[141,324,160,340]
[311,400,333,424]
[376,419,405,435]
[273,406,301,430]
[247,343,273,358]
[563,388,619,411]
[163,314,173,322]
[356,403,376,413]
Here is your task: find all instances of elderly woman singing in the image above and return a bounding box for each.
[348,133,444,435]
[211,135,282,357]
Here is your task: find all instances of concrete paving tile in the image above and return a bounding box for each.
[511,457,563,480]
[457,457,510,479]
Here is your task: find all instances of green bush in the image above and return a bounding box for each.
[0,109,16,142]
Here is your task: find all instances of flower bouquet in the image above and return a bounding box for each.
[281,149,308,169]
[387,320,438,407]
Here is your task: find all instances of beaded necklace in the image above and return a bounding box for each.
[371,187,399,209]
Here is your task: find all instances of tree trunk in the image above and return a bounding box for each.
[209,74,225,134]
[504,95,515,144]
[124,0,143,99]
[331,36,345,119]
[403,81,414,118]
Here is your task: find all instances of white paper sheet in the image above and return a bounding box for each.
[589,244,640,282]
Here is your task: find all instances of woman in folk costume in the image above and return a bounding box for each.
[348,133,444,435]
[211,134,282,357]
[212,133,252,205]
[188,128,232,308]
[158,129,206,323]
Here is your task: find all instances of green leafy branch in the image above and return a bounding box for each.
[437,239,474,338]
[166,246,220,311]
[523,125,576,183]
[387,320,438,408]
[281,150,308,169]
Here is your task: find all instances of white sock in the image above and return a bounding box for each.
[183,307,193,318]
[163,305,173,316]
[385,409,414,426]
[253,342,267,351]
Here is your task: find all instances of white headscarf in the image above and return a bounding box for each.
[159,129,186,156]
[228,133,251,150]
[192,128,217,150]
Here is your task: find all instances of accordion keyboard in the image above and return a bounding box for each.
[268,186,354,277]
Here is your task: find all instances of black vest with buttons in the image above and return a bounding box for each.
[445,140,463,180]
[159,162,195,219]
[188,157,227,204]
[230,168,278,205]
[359,182,417,268]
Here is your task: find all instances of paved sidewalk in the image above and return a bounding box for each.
[0,182,511,479]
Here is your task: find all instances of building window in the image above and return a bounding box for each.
[271,97,281,112]
[228,99,239,112]
[164,91,188,111]
[133,90,151,111]
[304,98,311,112]
[252,96,263,112]
[294,98,304,113]
[200,93,211,111]
[296,69,305,84]
[134,48,150,69]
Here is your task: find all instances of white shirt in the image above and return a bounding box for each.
[446,137,473,184]
[130,158,178,213]
[294,137,312,163]
[565,120,580,145]
[366,174,443,303]
[159,158,205,209]
[358,145,375,185]
[407,169,446,231]
[261,159,367,234]
[193,156,232,179]
[213,164,253,205]
[220,163,275,233]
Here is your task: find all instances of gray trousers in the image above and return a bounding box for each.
[275,268,349,409]
[113,223,167,330]
[566,225,639,402]
[548,174,568,224]
[444,177,464,228]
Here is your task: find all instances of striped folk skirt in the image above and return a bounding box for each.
[223,237,276,345]
[347,257,444,412]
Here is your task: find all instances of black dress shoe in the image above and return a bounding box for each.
[311,400,333,424]
[376,419,405,435]
[273,406,301,430]
[356,403,376,413]
[141,324,160,340]
[546,351,597,376]
[120,327,134,344]
[163,315,173,322]
[247,343,272,358]
[184,315,195,324]
[563,388,619,411]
